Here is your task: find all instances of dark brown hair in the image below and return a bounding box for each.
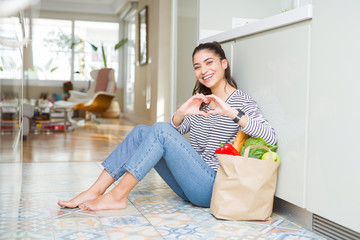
[192,41,237,95]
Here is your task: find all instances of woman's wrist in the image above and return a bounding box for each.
[172,109,186,126]
[228,107,248,128]
[227,107,239,120]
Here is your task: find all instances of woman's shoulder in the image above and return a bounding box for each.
[229,89,253,103]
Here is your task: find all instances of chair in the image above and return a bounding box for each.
[54,68,116,124]
[68,68,116,104]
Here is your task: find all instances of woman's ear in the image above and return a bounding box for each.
[221,59,228,70]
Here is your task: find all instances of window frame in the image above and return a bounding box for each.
[11,16,121,88]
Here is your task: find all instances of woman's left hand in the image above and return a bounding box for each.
[205,94,238,119]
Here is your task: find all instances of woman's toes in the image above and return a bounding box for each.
[58,200,76,208]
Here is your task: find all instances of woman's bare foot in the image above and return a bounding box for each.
[58,190,101,208]
[78,191,127,211]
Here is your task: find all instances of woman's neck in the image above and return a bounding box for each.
[211,81,236,102]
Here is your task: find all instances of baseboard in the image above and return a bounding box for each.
[273,197,313,231]
[273,197,360,239]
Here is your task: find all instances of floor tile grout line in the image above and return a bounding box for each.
[95,161,165,239]
[127,191,166,239]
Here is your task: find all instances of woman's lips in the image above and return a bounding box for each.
[202,74,214,82]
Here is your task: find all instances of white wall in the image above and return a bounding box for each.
[306,0,360,233]
[129,0,172,125]
[199,0,282,38]
[201,1,360,233]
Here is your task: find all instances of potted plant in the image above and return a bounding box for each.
[71,38,128,68]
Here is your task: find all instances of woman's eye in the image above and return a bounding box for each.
[206,61,213,65]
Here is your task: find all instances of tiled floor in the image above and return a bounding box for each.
[0,161,328,240]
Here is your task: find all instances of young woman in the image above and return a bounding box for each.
[58,41,277,210]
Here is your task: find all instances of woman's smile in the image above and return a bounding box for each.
[203,73,214,82]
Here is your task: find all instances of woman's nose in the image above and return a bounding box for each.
[201,66,208,74]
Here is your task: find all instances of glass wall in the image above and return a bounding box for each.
[0,17,24,80]
[0,15,25,163]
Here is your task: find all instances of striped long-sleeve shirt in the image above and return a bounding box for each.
[168,89,277,171]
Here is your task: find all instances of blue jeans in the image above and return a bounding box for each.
[102,122,216,207]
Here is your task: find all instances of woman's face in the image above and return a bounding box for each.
[193,49,228,90]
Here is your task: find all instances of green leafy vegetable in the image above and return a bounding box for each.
[240,137,278,159]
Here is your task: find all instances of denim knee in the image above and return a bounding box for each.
[133,124,151,133]
[151,122,174,135]
[152,122,171,130]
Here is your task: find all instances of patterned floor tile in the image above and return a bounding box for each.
[136,203,181,215]
[274,232,328,240]
[145,212,214,239]
[0,162,328,240]
[53,209,97,219]
[95,205,141,217]
[201,220,269,239]
[129,194,170,205]
[0,209,22,220]
[19,218,54,232]
[0,230,53,240]
[100,215,151,228]
[54,217,101,230]
[18,208,52,219]
[0,220,22,233]
[106,225,162,240]
[153,223,212,239]
[54,228,109,240]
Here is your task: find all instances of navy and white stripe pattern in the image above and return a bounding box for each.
[168,90,277,171]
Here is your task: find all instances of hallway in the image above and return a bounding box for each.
[0,119,327,239]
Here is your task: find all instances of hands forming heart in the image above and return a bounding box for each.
[179,94,231,118]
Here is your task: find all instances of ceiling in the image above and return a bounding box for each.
[39,0,135,15]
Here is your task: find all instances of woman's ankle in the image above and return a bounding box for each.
[88,187,106,196]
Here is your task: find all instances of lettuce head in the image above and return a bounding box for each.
[240,137,278,159]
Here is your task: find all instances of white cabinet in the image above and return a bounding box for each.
[224,22,311,208]
[200,2,360,233]
[305,0,360,233]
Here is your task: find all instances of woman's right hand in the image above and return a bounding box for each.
[172,94,210,126]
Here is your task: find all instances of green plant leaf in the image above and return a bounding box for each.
[101,43,107,68]
[115,38,128,50]
[89,42,98,51]
[44,59,53,71]
[50,67,58,72]
[0,66,3,71]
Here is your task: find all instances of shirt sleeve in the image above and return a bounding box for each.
[240,98,277,145]
[167,113,191,135]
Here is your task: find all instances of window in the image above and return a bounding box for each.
[30,18,72,81]
[73,21,119,81]
[29,18,119,82]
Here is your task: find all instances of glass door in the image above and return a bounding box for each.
[0,14,25,163]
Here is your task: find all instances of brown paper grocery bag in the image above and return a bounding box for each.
[210,145,280,221]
